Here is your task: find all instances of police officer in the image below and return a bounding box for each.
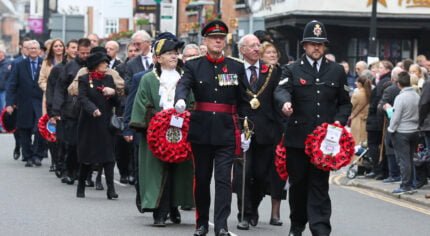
[274,20,351,236]
[233,34,282,230]
[174,20,249,236]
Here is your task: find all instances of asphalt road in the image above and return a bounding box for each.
[1,133,430,235]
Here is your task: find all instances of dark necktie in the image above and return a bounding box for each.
[144,56,150,70]
[313,60,318,73]
[249,65,258,91]
[31,61,37,80]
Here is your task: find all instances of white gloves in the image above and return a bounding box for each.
[241,133,251,152]
[175,99,186,113]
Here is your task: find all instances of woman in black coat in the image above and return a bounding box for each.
[76,52,118,199]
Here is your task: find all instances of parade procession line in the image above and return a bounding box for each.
[330,174,430,216]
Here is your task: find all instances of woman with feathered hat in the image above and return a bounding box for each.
[130,37,194,226]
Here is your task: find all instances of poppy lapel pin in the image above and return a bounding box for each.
[261,64,269,73]
[222,65,228,73]
[299,78,307,85]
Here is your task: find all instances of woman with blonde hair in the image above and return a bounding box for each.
[259,41,286,226]
[349,75,371,144]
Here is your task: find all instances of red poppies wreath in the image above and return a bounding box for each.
[304,122,355,171]
[147,108,192,163]
[275,134,288,181]
[38,114,57,142]
[0,108,16,133]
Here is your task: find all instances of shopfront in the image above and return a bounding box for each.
[252,0,430,65]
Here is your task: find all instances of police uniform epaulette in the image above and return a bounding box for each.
[187,55,204,61]
[226,56,244,64]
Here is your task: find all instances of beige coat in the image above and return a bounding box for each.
[38,60,53,115]
[67,67,125,96]
[350,88,369,144]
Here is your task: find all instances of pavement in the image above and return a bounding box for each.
[335,174,430,208]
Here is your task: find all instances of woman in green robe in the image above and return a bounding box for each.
[129,38,194,227]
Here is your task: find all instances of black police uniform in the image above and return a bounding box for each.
[174,20,245,236]
[233,61,283,226]
[274,20,351,236]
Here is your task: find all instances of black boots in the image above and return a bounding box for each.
[76,181,85,198]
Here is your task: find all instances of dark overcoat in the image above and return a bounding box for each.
[77,73,118,164]
[6,57,43,129]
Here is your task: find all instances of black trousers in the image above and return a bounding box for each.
[233,142,275,220]
[287,147,331,235]
[115,135,133,177]
[65,144,78,178]
[367,130,388,176]
[191,144,234,233]
[13,129,21,150]
[20,128,45,161]
[78,162,115,189]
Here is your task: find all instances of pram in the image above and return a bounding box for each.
[346,142,373,179]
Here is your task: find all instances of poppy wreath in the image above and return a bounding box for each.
[0,108,16,133]
[274,134,288,181]
[38,114,57,142]
[146,108,192,163]
[304,122,355,171]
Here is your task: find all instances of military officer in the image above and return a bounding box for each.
[174,20,248,236]
[233,34,283,230]
[274,20,351,236]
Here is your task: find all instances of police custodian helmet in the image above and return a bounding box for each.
[301,20,329,45]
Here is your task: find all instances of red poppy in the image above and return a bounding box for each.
[274,134,288,180]
[261,64,269,73]
[38,114,56,142]
[222,65,228,73]
[299,79,307,85]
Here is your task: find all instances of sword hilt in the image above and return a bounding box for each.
[243,116,251,140]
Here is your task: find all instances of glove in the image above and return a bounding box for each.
[386,107,394,119]
[175,99,186,113]
[241,133,251,152]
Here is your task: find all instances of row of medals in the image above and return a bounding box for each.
[216,73,260,110]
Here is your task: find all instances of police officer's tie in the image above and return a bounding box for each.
[313,60,318,74]
[249,65,258,91]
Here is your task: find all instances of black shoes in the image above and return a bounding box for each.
[62,176,75,185]
[107,189,118,200]
[237,220,249,230]
[33,158,42,166]
[25,160,33,167]
[119,176,128,184]
[269,218,283,226]
[128,175,136,185]
[216,229,230,236]
[76,183,85,198]
[249,212,259,226]
[95,180,104,190]
[13,148,20,160]
[153,217,166,227]
[49,165,56,172]
[193,226,208,236]
[169,207,181,224]
[288,231,302,236]
[85,179,95,187]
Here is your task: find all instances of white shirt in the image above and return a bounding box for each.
[141,53,153,70]
[306,55,322,72]
[244,60,260,83]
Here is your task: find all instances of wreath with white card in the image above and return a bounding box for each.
[146,108,192,163]
[304,123,355,171]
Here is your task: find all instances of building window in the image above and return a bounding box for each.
[105,18,118,35]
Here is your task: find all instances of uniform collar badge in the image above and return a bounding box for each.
[313,24,322,37]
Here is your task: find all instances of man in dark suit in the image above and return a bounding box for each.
[6,40,45,167]
[233,34,282,230]
[105,40,122,70]
[125,30,153,83]
[274,20,351,236]
[175,20,248,236]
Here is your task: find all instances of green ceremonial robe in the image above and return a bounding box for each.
[130,70,194,212]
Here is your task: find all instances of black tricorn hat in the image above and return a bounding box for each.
[87,52,110,71]
[301,20,329,45]
[201,20,228,37]
[154,39,184,56]
[0,108,17,133]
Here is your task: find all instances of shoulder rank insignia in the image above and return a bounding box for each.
[227,56,244,64]
[186,55,204,61]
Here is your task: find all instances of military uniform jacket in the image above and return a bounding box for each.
[238,62,282,144]
[274,56,352,148]
[175,55,245,146]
